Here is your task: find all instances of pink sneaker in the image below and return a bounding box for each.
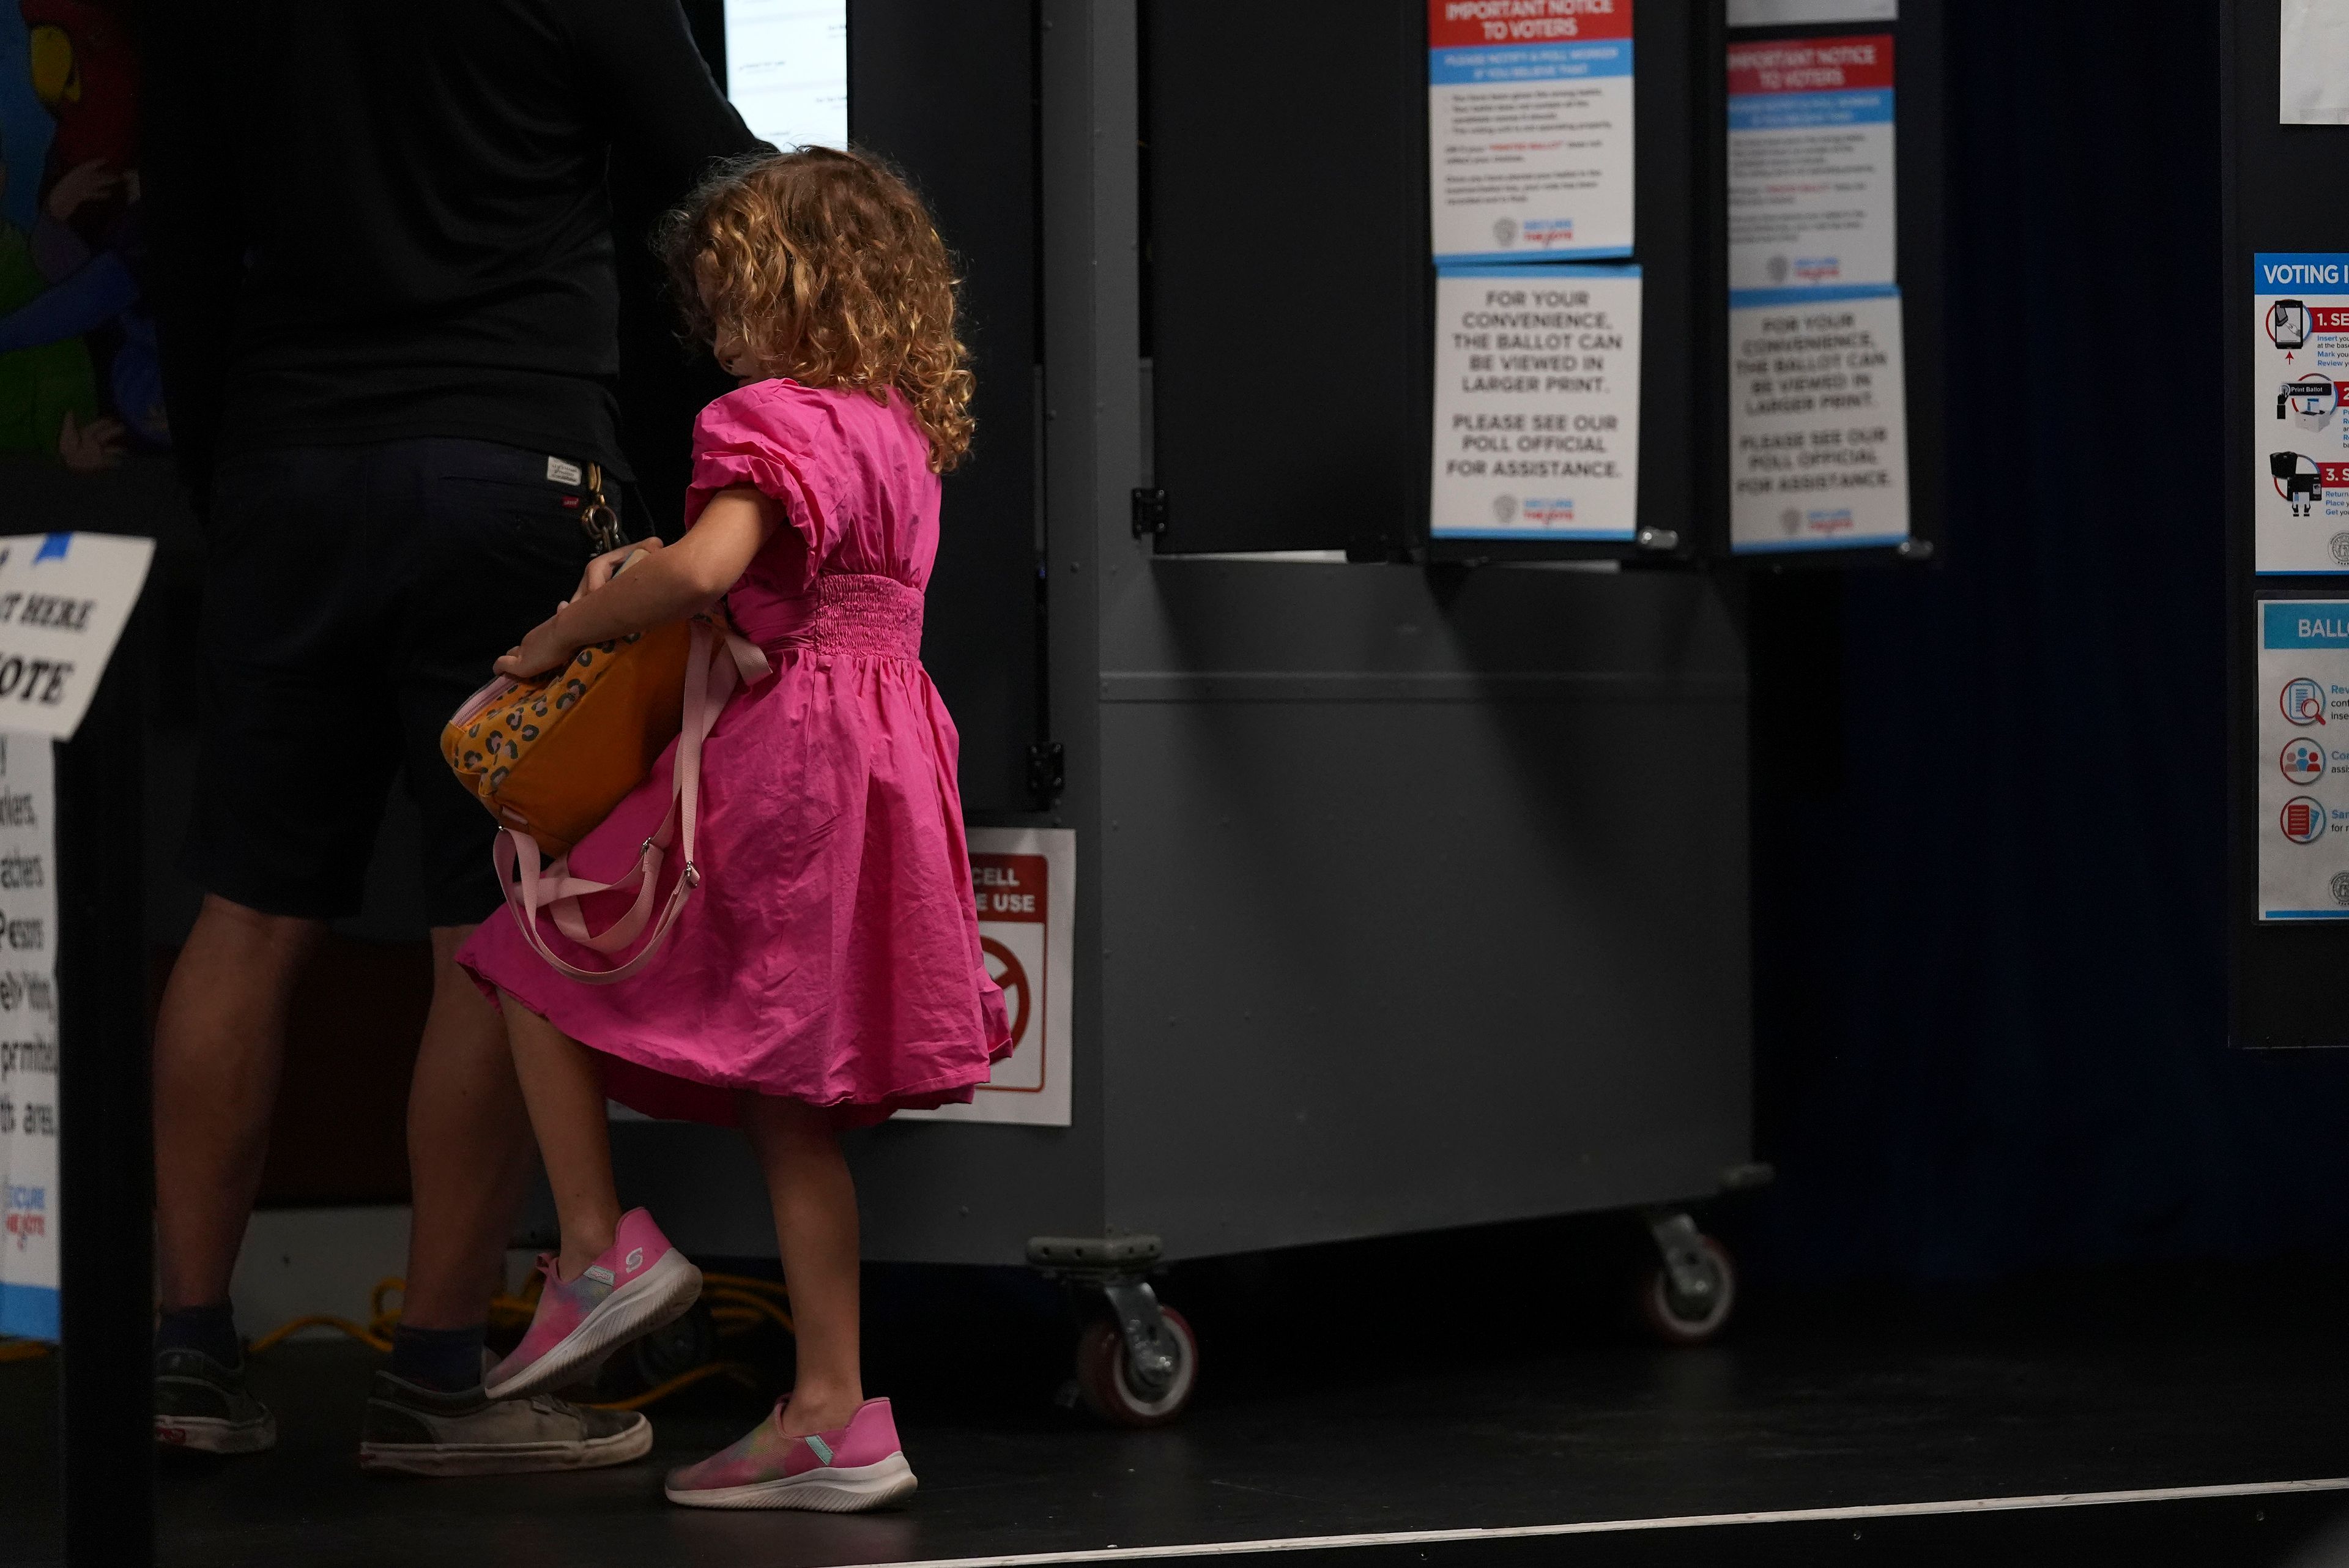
[483,1209,701,1400]
[664,1397,916,1512]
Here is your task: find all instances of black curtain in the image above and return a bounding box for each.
[1746,0,2349,1285]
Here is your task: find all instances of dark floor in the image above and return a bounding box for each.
[12,1239,2349,1566]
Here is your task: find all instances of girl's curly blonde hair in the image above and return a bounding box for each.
[659,147,974,472]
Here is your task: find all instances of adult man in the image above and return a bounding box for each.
[142,0,756,1471]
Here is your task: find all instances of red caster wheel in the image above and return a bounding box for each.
[1074,1305,1198,1427]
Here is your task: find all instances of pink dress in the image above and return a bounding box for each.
[459,379,1012,1127]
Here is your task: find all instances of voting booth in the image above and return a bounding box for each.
[589,0,1947,1423]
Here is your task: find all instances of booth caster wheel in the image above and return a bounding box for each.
[1075,1305,1198,1427]
[1637,1214,1736,1347]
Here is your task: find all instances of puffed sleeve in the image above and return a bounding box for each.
[683,387,833,589]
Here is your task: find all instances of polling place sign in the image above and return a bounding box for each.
[0,533,148,1340]
[0,533,154,740]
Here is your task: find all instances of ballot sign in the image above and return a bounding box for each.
[2255,601,2349,919]
[1431,264,1643,541]
[896,827,1074,1128]
[1427,0,1636,264]
[0,736,58,1339]
[1729,285,1910,551]
[1727,34,1896,295]
[0,533,154,740]
[2249,255,2349,574]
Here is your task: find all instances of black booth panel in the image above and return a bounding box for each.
[851,2,1042,814]
[1145,1,1721,559]
[2226,0,2349,1047]
[668,1,1042,812]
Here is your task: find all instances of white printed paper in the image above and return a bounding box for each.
[2282,0,2349,124]
[724,0,848,150]
[896,828,1074,1128]
[1729,0,1895,24]
[2249,254,2349,573]
[1432,265,1642,541]
[0,533,153,741]
[1730,286,1909,551]
[0,737,59,1339]
[1727,34,1896,293]
[2256,601,2349,919]
[1428,0,1636,264]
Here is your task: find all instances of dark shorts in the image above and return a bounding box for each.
[184,439,618,927]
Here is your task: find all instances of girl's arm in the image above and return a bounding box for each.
[496,488,779,677]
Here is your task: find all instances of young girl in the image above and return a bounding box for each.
[456,147,1010,1512]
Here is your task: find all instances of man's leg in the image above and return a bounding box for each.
[152,895,322,1314]
[396,924,535,1340]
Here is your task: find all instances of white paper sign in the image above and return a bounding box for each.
[0,533,152,740]
[1729,285,1909,552]
[2249,255,2349,573]
[2256,601,2349,919]
[896,827,1073,1128]
[724,1,848,149]
[0,736,60,1339]
[1432,265,1642,541]
[1427,0,1636,264]
[2282,0,2349,124]
[1727,34,1896,294]
[1728,0,1896,25]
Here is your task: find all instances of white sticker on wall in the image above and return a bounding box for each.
[896,827,1074,1128]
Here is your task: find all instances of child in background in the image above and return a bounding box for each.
[456,147,1010,1512]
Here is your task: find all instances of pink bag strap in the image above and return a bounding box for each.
[495,621,771,986]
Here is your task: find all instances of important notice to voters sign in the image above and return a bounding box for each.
[896,827,1073,1128]
[2250,254,2349,574]
[1727,34,1896,294]
[2256,601,2349,920]
[1729,285,1909,552]
[1431,265,1642,541]
[1427,0,1635,264]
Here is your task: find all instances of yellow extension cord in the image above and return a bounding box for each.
[0,1272,797,1406]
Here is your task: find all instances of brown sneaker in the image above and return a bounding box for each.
[357,1370,651,1476]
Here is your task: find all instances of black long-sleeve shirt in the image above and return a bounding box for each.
[143,0,759,509]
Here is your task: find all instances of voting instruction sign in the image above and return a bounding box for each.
[896,827,1073,1128]
[1730,285,1909,552]
[2251,254,2349,573]
[2255,601,2349,920]
[1431,264,1642,541]
[1727,34,1896,294]
[1428,0,1635,264]
[0,736,59,1339]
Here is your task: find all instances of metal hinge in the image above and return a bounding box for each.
[1026,740,1066,808]
[1130,488,1168,539]
[1635,526,1681,552]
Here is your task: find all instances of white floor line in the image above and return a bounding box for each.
[878,1477,2349,1567]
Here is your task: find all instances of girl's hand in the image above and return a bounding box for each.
[495,614,575,679]
[573,538,662,603]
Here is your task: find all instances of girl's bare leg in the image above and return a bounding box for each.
[739,1094,864,1435]
[500,994,621,1280]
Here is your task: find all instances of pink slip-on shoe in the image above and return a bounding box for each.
[483,1209,702,1401]
[664,1397,916,1511]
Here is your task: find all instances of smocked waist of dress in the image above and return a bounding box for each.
[729,572,924,661]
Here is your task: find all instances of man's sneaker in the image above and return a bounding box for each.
[664,1397,916,1512]
[154,1348,276,1455]
[357,1370,653,1476]
[484,1208,700,1400]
